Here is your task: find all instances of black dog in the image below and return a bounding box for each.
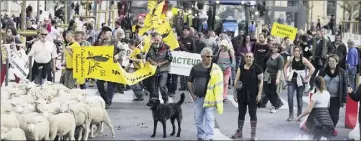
[147,93,185,138]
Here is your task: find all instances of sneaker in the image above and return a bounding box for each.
[251,137,257,141]
[270,107,277,113]
[231,130,242,139]
[197,138,204,141]
[178,86,187,91]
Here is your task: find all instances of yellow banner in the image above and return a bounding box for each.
[154,20,179,50]
[147,0,157,12]
[139,1,165,35]
[270,22,298,41]
[73,46,156,85]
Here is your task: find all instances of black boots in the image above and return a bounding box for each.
[231,120,244,139]
[250,120,257,140]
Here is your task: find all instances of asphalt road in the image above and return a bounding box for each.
[88,86,353,140]
[6,69,353,140]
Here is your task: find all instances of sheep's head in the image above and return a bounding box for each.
[59,103,71,113]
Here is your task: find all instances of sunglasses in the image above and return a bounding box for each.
[204,55,212,58]
[41,33,48,36]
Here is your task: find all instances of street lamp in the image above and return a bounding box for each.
[241,1,257,35]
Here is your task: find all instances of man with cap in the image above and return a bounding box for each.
[171,26,196,92]
[95,26,125,108]
[346,39,359,90]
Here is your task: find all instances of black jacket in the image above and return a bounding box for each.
[319,67,348,106]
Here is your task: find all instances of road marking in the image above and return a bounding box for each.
[227,95,238,107]
[213,129,232,140]
[279,97,289,109]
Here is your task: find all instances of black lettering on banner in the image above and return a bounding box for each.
[100,70,106,76]
[187,58,191,65]
[127,71,153,84]
[177,57,182,64]
[112,70,121,75]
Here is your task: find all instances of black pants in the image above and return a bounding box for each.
[263,82,283,109]
[328,97,341,127]
[167,74,178,94]
[238,101,257,121]
[310,58,324,89]
[31,61,52,82]
[96,80,116,105]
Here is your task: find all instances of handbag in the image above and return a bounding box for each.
[236,81,243,92]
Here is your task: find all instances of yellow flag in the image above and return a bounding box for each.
[154,20,179,50]
[139,1,165,35]
[142,36,152,54]
[73,46,157,85]
[147,0,157,12]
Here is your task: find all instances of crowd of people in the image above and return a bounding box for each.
[2,10,361,140]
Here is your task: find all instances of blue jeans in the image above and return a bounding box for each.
[194,97,216,140]
[149,71,169,102]
[130,82,144,99]
[347,67,357,90]
[287,80,304,116]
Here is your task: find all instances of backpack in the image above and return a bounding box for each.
[213,50,233,64]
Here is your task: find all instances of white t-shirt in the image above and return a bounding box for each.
[311,90,330,108]
[28,40,58,63]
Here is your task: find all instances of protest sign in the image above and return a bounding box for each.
[169,51,202,76]
[4,44,29,79]
[270,22,298,40]
[73,46,156,85]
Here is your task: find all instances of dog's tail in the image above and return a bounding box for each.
[177,93,185,105]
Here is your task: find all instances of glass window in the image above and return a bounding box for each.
[286,0,297,21]
[327,0,336,16]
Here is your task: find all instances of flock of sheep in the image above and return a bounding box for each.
[1,80,115,140]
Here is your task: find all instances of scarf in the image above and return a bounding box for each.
[325,65,340,78]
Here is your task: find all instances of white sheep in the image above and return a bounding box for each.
[1,81,116,140]
[48,113,76,140]
[61,102,92,141]
[23,115,50,140]
[35,99,61,115]
[1,112,20,129]
[1,127,27,140]
[84,95,106,109]
[89,107,115,138]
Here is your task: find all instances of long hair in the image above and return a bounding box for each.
[314,76,327,92]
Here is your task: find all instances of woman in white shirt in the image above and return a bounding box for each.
[296,76,335,140]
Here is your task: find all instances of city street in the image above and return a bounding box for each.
[4,69,353,140]
[86,86,352,140]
